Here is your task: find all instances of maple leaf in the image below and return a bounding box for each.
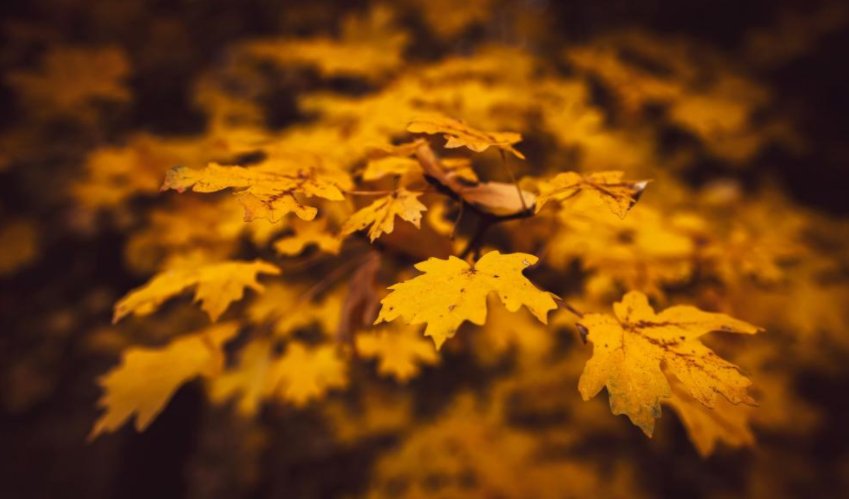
[375,251,558,349]
[363,140,475,182]
[342,189,427,242]
[362,156,422,181]
[161,162,349,222]
[248,283,343,338]
[7,45,131,119]
[90,322,238,438]
[665,373,755,457]
[242,6,408,79]
[208,338,274,417]
[536,171,649,219]
[577,291,762,436]
[407,114,526,159]
[113,260,280,323]
[274,217,341,256]
[267,342,348,407]
[356,324,439,382]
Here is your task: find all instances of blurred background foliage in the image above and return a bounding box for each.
[1,0,849,498]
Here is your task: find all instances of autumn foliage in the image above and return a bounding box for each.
[2,1,849,498]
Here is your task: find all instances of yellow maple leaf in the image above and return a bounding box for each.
[113,260,280,323]
[577,291,762,436]
[665,373,755,457]
[208,338,275,417]
[248,283,343,338]
[7,45,130,119]
[161,162,349,222]
[274,217,341,256]
[356,324,439,382]
[0,218,39,275]
[267,342,348,407]
[407,114,526,159]
[375,251,558,349]
[536,171,649,219]
[362,156,421,181]
[90,322,238,438]
[342,189,427,242]
[242,6,407,79]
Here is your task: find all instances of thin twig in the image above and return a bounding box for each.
[346,189,396,196]
[450,202,464,240]
[499,149,527,212]
[557,298,585,319]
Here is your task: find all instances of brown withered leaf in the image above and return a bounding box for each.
[338,252,382,342]
[414,143,534,217]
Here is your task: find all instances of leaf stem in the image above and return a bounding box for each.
[499,149,527,212]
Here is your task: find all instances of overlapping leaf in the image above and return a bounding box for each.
[342,189,427,242]
[162,162,350,222]
[375,251,557,349]
[356,324,439,382]
[407,114,525,159]
[113,260,280,322]
[90,322,238,437]
[536,171,649,218]
[577,291,762,435]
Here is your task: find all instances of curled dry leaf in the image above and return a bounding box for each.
[113,259,280,323]
[338,252,382,342]
[577,291,762,436]
[415,143,535,217]
[375,251,557,349]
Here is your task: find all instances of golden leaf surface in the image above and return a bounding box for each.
[90,322,238,438]
[407,114,525,159]
[536,171,649,219]
[577,291,762,436]
[267,342,348,407]
[274,218,341,256]
[375,251,558,349]
[7,45,130,119]
[161,163,350,222]
[208,338,274,417]
[665,373,755,457]
[113,260,280,323]
[341,189,427,242]
[242,6,407,79]
[356,324,439,382]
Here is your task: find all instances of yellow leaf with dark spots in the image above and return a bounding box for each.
[407,114,525,159]
[536,171,649,219]
[375,251,557,349]
[577,291,761,436]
